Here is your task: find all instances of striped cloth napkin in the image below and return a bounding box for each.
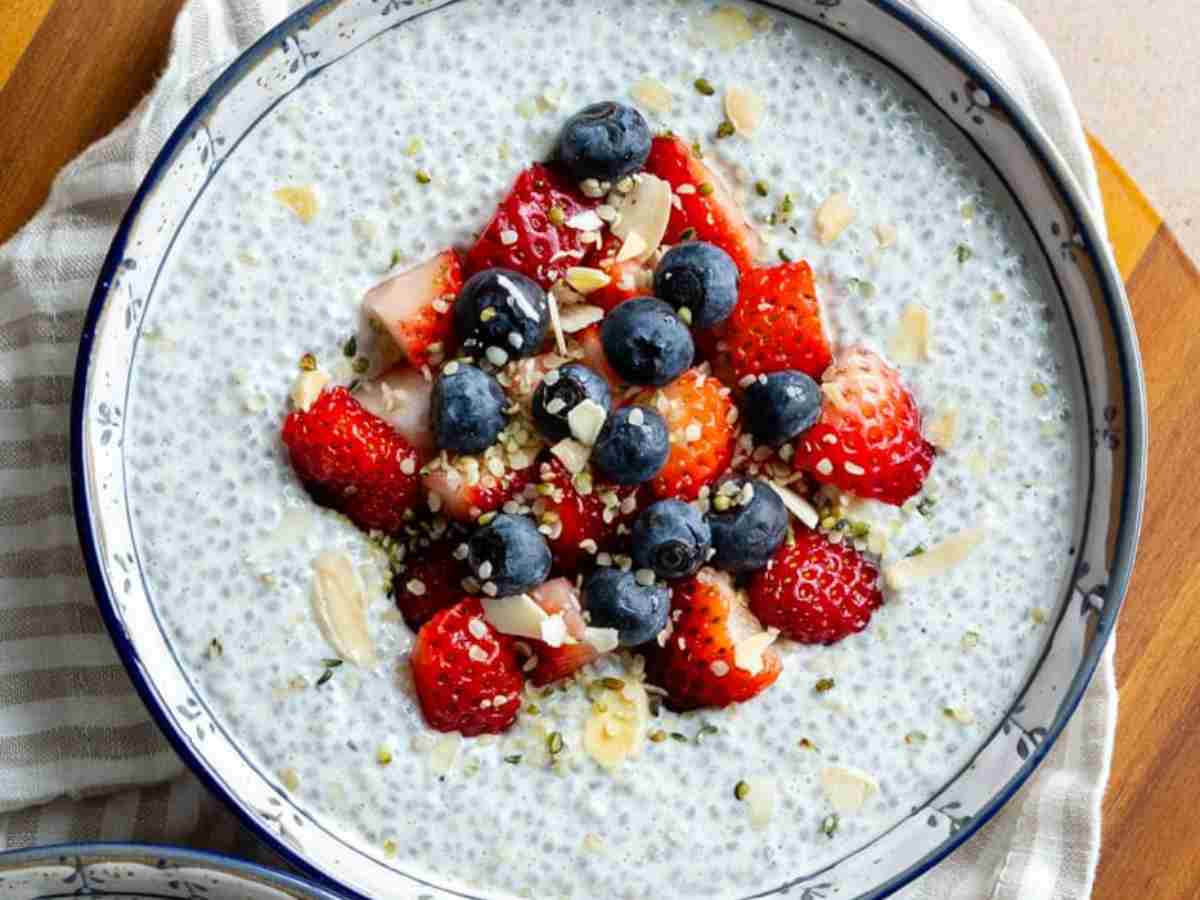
[0,1,1117,897]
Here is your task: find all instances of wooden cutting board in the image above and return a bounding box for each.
[0,4,1196,897]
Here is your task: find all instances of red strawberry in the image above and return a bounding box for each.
[647,568,781,711]
[524,578,602,686]
[422,450,537,522]
[355,367,436,456]
[574,323,626,395]
[644,136,761,273]
[411,598,525,736]
[362,250,462,369]
[394,537,468,632]
[719,260,832,382]
[749,529,883,644]
[792,346,934,505]
[281,387,422,533]
[465,164,600,290]
[639,368,737,501]
[532,457,641,571]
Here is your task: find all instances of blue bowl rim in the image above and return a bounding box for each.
[0,841,347,899]
[68,1,1148,898]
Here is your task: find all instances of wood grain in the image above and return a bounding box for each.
[1,3,1197,897]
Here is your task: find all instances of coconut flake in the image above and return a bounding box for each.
[820,765,880,814]
[890,304,932,364]
[883,527,987,590]
[724,85,765,136]
[767,481,819,529]
[310,551,376,666]
[815,192,856,245]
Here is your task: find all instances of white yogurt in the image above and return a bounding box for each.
[125,1,1081,897]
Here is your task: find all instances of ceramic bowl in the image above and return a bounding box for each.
[0,843,343,899]
[70,1,1147,898]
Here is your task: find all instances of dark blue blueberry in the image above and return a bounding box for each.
[741,370,823,446]
[467,514,552,595]
[600,297,694,387]
[631,500,712,580]
[531,363,612,443]
[591,405,670,484]
[653,242,740,328]
[557,102,652,182]
[430,362,508,454]
[582,566,671,647]
[706,478,789,574]
[454,268,549,365]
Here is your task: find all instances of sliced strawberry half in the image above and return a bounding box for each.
[354,367,436,457]
[394,535,469,632]
[524,579,608,687]
[646,567,781,712]
[574,323,626,396]
[422,449,537,523]
[532,456,641,571]
[639,368,738,501]
[644,135,761,273]
[362,250,462,370]
[465,164,601,290]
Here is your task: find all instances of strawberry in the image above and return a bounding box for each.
[792,346,934,505]
[355,367,436,456]
[532,457,641,571]
[394,536,468,632]
[644,136,761,273]
[639,368,737,501]
[465,164,600,290]
[524,578,602,687]
[281,387,422,533]
[748,529,883,644]
[410,598,525,736]
[647,568,781,711]
[719,260,832,382]
[573,323,626,395]
[422,446,538,523]
[362,250,462,369]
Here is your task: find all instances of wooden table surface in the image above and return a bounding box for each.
[1,3,1196,897]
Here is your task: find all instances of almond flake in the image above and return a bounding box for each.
[273,185,319,223]
[874,223,898,249]
[583,626,620,654]
[820,765,880,814]
[565,267,612,295]
[815,192,856,245]
[743,775,777,830]
[551,438,591,474]
[290,368,330,412]
[691,6,755,49]
[310,551,376,666]
[558,304,605,334]
[724,85,765,136]
[546,285,568,355]
[927,407,960,450]
[890,304,932,365]
[631,77,674,115]
[481,593,549,641]
[883,527,987,590]
[734,627,779,676]
[566,210,604,232]
[612,174,671,261]
[568,399,608,446]
[766,481,819,528]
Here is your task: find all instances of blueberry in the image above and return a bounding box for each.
[653,242,740,328]
[431,362,508,454]
[631,500,712,580]
[454,268,549,366]
[557,102,652,182]
[531,363,612,443]
[741,370,823,446]
[706,478,789,573]
[591,405,670,484]
[467,514,552,595]
[582,566,671,646]
[600,297,694,387]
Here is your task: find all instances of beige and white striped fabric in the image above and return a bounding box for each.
[0,1,1117,897]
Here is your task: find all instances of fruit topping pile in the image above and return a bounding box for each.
[281,101,936,741]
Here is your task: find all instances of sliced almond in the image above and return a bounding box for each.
[311,551,376,666]
[883,526,987,590]
[927,406,960,450]
[890,304,932,364]
[611,174,671,261]
[539,612,569,648]
[584,679,650,771]
[873,223,898,249]
[273,185,318,223]
[557,304,605,334]
[428,732,462,777]
[583,626,620,654]
[565,209,604,232]
[734,627,779,676]
[546,284,568,355]
[742,775,777,830]
[631,77,674,115]
[767,481,819,529]
[815,192,855,245]
[565,267,612,295]
[690,6,755,49]
[481,594,548,641]
[820,764,880,814]
[551,438,591,475]
[290,368,330,412]
[724,85,765,136]
[567,399,608,446]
